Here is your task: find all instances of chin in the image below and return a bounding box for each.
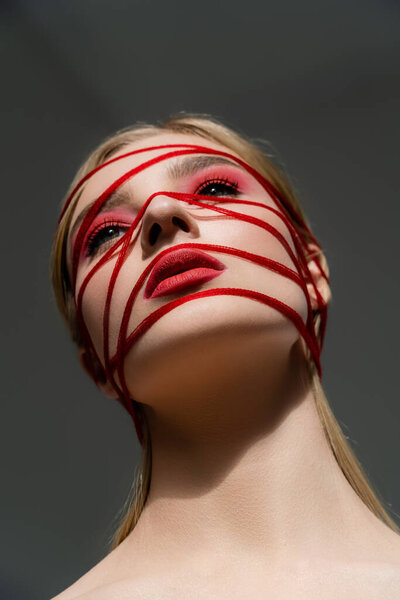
[121,297,297,404]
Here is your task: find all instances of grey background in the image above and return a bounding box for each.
[1,0,399,598]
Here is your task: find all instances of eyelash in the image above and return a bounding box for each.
[194,176,240,198]
[84,175,241,258]
[85,218,130,257]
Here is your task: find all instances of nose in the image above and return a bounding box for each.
[140,194,200,254]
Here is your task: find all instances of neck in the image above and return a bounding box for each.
[120,339,387,576]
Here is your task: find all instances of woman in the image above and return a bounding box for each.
[50,114,400,599]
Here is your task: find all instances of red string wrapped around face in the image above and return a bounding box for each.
[60,143,329,446]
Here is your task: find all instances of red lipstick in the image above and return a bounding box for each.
[144,248,226,300]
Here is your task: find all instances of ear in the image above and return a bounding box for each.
[78,346,119,399]
[304,243,332,312]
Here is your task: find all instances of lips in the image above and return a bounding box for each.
[144,248,226,299]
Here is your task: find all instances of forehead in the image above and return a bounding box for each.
[71,131,241,218]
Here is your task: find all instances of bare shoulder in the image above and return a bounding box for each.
[49,544,155,600]
[49,573,193,600]
[49,554,119,600]
[49,577,138,600]
[357,520,400,597]
[50,564,400,600]
[49,577,99,600]
[283,556,400,600]
[361,561,400,600]
[50,526,400,600]
[50,578,141,600]
[340,528,400,599]
[50,561,400,600]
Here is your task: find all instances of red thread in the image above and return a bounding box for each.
[58,144,329,446]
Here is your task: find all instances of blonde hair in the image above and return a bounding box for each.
[50,112,400,551]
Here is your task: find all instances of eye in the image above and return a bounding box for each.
[194,176,240,199]
[85,219,130,257]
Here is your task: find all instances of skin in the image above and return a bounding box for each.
[54,133,400,599]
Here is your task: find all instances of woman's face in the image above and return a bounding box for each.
[66,132,313,404]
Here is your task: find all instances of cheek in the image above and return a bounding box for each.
[77,257,149,364]
[219,201,298,271]
[79,275,108,360]
[78,260,125,362]
[212,204,309,323]
[251,209,309,323]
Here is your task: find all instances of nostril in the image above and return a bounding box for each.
[148,217,190,246]
[149,222,161,246]
[172,216,190,232]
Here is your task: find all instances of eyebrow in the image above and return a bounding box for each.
[68,155,245,249]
